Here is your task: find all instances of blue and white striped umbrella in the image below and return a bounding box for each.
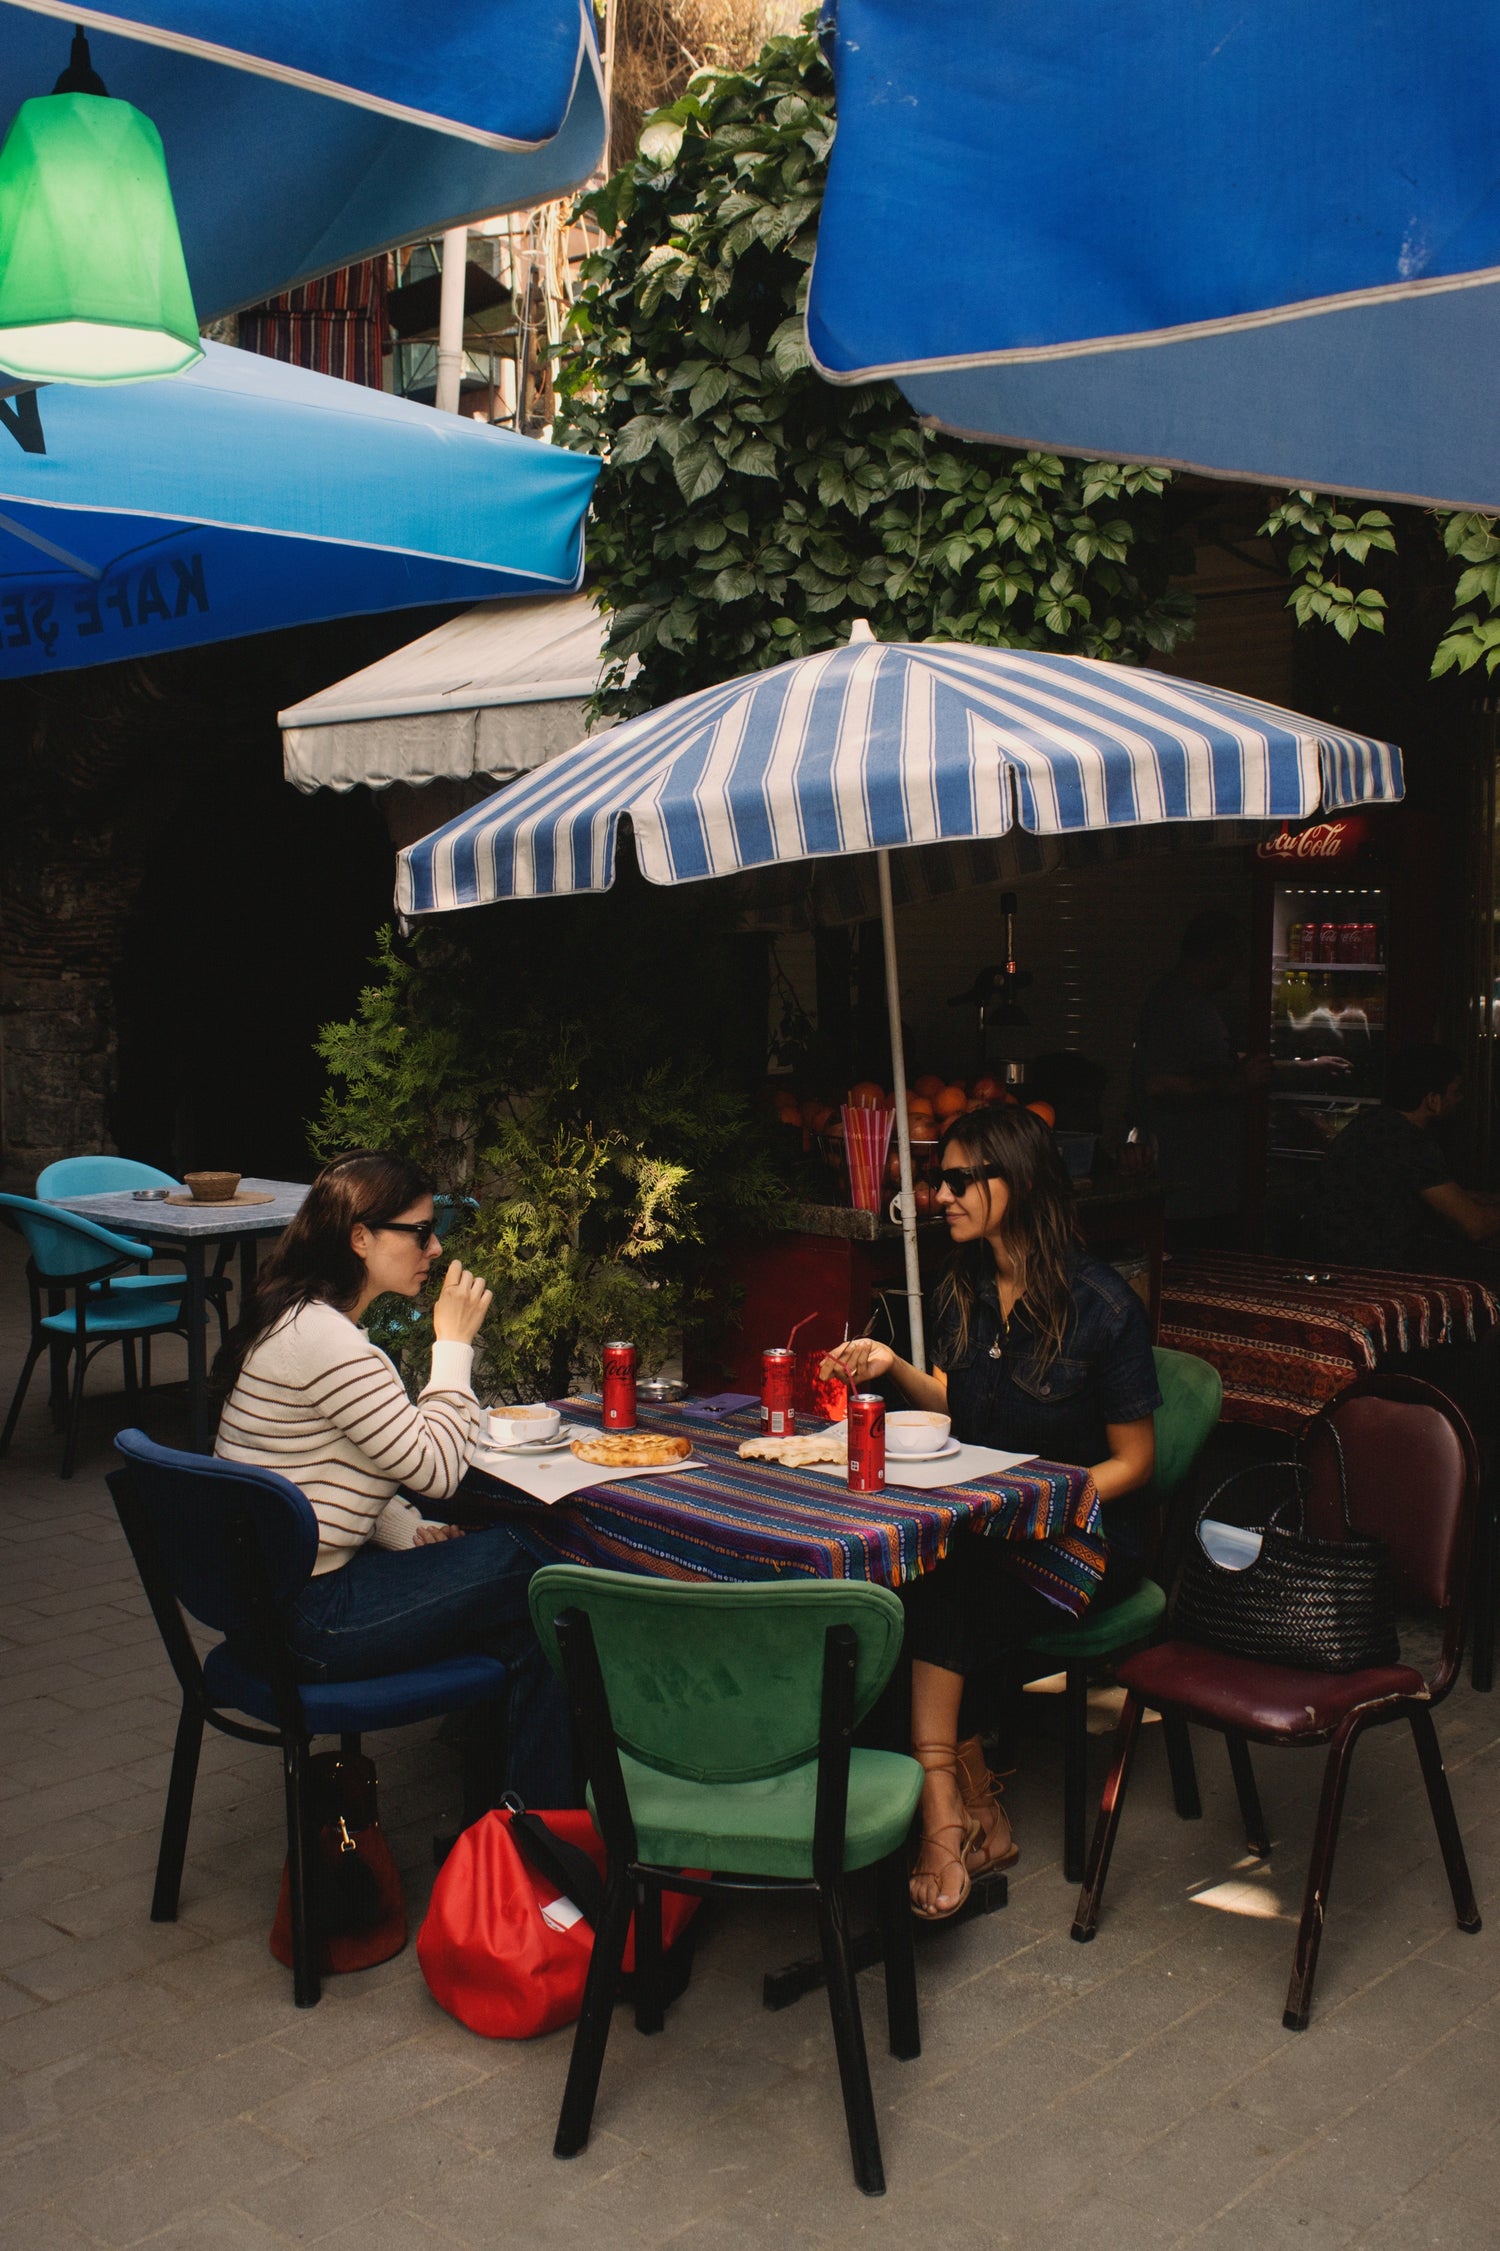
[396,637,1403,919]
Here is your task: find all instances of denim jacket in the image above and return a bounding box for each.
[931,1250,1161,1472]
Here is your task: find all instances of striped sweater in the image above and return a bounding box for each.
[215,1300,481,1575]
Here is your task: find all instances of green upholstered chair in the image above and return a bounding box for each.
[528,1568,924,2198]
[1020,1346,1223,1880]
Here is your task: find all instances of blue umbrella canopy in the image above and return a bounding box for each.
[0,2,605,317]
[808,0,1500,508]
[396,638,1404,919]
[0,341,600,676]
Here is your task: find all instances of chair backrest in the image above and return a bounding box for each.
[109,1429,318,1635]
[1151,1347,1223,1498]
[1299,1377,1478,1623]
[37,1156,178,1198]
[529,1567,906,1784]
[0,1192,153,1279]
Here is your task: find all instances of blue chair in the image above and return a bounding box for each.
[36,1156,235,1350]
[108,1430,513,2008]
[0,1194,191,1478]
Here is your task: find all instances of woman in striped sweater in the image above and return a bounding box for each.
[214,1150,569,1804]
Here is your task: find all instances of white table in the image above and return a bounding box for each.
[52,1177,308,1450]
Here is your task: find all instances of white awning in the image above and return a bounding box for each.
[278,593,608,793]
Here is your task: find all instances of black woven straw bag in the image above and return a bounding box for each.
[1171,1425,1400,1673]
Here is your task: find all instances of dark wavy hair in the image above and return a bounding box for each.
[212,1149,437,1396]
[932,1106,1079,1373]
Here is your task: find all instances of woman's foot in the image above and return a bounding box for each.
[909,1743,978,1919]
[956,1735,1020,1876]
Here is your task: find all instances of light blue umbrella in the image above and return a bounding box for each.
[0,340,600,675]
[0,2,604,318]
[808,0,1500,508]
[396,627,1404,1366]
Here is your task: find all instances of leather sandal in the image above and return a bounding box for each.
[956,1734,1020,1876]
[909,1742,979,1920]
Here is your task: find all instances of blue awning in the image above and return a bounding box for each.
[0,341,600,676]
[808,0,1500,508]
[0,2,604,317]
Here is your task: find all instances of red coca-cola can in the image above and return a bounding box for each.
[761,1347,796,1437]
[602,1340,637,1431]
[847,1392,886,1494]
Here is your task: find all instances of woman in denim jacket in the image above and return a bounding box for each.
[827,1107,1160,1918]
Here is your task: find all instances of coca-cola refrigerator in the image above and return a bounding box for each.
[1252,819,1390,1246]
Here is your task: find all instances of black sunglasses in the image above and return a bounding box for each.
[373,1220,438,1249]
[937,1165,1006,1197]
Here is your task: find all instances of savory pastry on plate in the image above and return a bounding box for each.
[569,1432,693,1468]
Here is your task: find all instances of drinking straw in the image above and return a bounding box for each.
[841,1102,895,1212]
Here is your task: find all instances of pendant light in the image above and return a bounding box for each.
[0,30,201,386]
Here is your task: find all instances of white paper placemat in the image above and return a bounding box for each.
[472,1442,699,1505]
[802,1441,1035,1493]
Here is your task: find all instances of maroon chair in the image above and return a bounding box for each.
[1070,1375,1481,2030]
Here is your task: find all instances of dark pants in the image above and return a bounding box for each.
[284,1525,573,1807]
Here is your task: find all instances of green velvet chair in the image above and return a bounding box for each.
[528,1568,924,2198]
[1020,1345,1223,1880]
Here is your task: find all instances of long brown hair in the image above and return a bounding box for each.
[212,1150,436,1395]
[932,1106,1079,1373]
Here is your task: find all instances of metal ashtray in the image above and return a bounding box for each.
[131,1188,170,1201]
[638,1376,688,1405]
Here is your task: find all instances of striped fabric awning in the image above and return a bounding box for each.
[397,638,1404,917]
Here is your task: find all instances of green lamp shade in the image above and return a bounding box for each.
[0,92,202,385]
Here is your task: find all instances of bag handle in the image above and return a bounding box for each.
[500,1794,607,1930]
[1196,1420,1354,1541]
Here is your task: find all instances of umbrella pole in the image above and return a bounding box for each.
[876,848,926,1374]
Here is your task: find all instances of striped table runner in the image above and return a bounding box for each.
[1159,1251,1499,1431]
[464,1402,1104,1615]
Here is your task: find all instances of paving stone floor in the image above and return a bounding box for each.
[2,1228,1499,2247]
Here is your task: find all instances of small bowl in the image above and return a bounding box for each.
[886,1409,952,1455]
[184,1170,240,1203]
[488,1404,562,1448]
[638,1376,687,1405]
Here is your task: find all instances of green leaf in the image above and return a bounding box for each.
[672,444,725,504]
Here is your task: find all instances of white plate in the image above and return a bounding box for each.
[884,1435,961,1463]
[481,1423,578,1457]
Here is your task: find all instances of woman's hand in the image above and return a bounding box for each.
[822,1337,897,1387]
[413,1521,465,1545]
[432,1260,492,1344]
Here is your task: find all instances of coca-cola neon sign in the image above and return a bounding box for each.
[1256,815,1369,862]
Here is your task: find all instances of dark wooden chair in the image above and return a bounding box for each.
[1070,1375,1481,2029]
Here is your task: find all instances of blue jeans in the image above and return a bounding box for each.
[283,1526,573,1806]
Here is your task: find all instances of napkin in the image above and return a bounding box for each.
[472,1442,698,1506]
[801,1441,1035,1493]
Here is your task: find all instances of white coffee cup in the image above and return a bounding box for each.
[488,1404,562,1448]
[886,1409,952,1455]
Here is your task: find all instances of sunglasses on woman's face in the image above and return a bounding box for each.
[937,1165,1005,1197]
[374,1220,438,1250]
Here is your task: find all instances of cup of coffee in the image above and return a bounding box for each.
[184,1171,240,1203]
[488,1405,562,1448]
[885,1409,952,1456]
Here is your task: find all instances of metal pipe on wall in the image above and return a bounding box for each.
[434,225,468,414]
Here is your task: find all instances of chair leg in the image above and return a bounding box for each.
[1071,1691,1145,1942]
[1409,1707,1482,1934]
[1162,1711,1202,1820]
[873,1848,920,2061]
[59,1338,89,1480]
[816,1875,885,2196]
[632,1876,665,2036]
[459,1698,509,1829]
[555,1871,634,2157]
[1063,1663,1088,1884]
[1284,1717,1362,2032]
[1226,1735,1272,1858]
[150,1704,203,1921]
[0,1337,45,1457]
[121,1338,138,1397]
[283,1735,321,2009]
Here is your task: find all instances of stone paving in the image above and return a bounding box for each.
[2,1226,1499,2248]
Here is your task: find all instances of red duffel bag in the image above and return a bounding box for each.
[418,1799,700,2039]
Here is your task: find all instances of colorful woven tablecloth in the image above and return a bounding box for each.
[1158,1251,1500,1432]
[463,1402,1104,1616]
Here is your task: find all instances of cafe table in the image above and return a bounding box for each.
[48,1176,309,1452]
[1158,1249,1500,1434]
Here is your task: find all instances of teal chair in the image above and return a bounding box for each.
[0,1195,191,1479]
[1020,1346,1224,1880]
[36,1156,234,1349]
[528,1568,924,2198]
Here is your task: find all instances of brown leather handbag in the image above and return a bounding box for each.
[270,1749,407,1976]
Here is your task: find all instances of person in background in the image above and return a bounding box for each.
[1316,1044,1500,1278]
[214,1149,571,1806]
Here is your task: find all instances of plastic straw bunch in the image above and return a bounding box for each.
[841,1103,894,1213]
